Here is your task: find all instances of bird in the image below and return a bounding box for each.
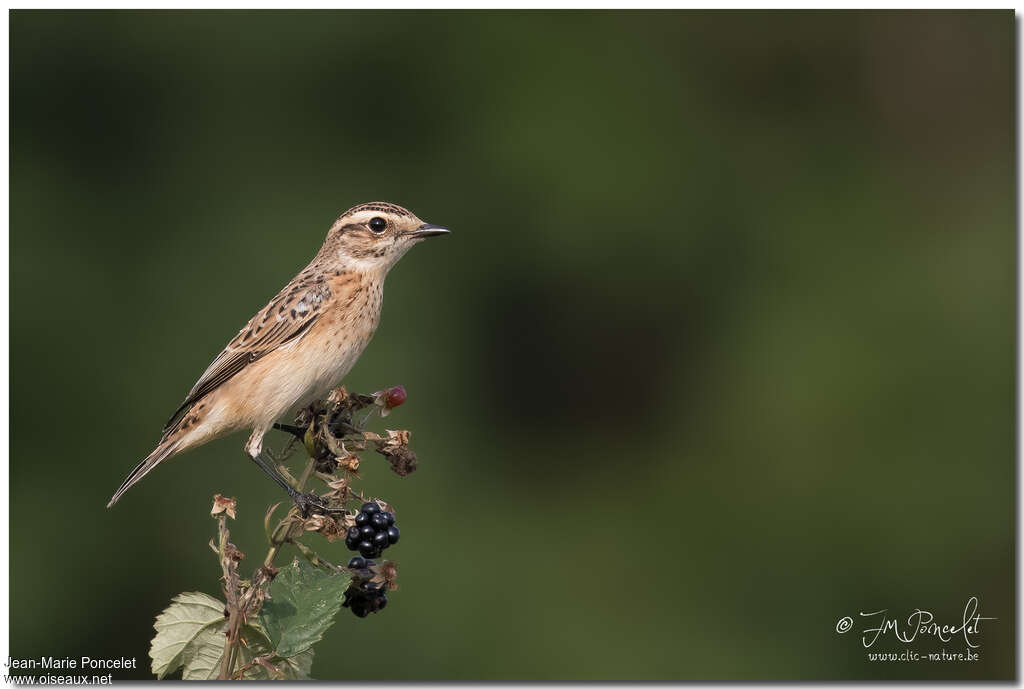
[107,201,449,510]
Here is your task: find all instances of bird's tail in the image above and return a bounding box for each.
[106,439,182,508]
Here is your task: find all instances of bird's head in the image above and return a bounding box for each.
[322,202,449,273]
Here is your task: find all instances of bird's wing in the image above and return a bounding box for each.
[163,276,332,435]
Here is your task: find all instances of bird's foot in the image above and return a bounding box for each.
[288,488,324,518]
[288,488,344,518]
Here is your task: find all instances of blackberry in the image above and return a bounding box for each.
[344,502,401,559]
[347,556,370,570]
[342,580,388,618]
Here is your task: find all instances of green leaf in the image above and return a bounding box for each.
[174,615,314,680]
[180,619,228,680]
[278,649,314,680]
[258,557,351,658]
[151,590,318,680]
[237,624,314,680]
[150,592,225,679]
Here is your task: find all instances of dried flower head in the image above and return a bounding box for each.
[369,560,399,591]
[211,494,237,519]
[337,455,360,473]
[303,514,345,542]
[325,476,351,502]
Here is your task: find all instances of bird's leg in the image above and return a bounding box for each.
[272,422,306,440]
[245,427,329,518]
[249,450,297,494]
[249,451,333,518]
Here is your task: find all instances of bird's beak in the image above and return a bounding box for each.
[409,223,450,238]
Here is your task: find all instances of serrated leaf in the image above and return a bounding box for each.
[278,648,314,680]
[179,616,314,680]
[150,592,225,679]
[235,623,274,679]
[151,590,317,680]
[258,558,351,658]
[237,625,314,680]
[180,619,228,680]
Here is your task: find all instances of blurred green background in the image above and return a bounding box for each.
[10,10,1014,680]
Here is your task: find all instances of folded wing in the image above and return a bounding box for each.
[163,276,332,436]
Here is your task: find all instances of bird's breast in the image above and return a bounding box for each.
[297,279,384,397]
[219,274,386,427]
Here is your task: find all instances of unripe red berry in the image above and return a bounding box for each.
[385,385,407,408]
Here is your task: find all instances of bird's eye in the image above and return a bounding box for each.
[368,217,387,234]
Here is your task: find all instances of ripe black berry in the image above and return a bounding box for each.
[345,502,401,557]
[342,581,388,618]
[346,556,376,576]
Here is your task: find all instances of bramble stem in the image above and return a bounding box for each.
[263,455,316,568]
[219,456,318,681]
[216,516,241,681]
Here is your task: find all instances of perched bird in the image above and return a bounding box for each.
[107,202,449,510]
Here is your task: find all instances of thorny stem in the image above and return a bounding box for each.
[219,456,319,681]
[221,622,240,681]
[263,456,316,569]
[216,516,237,681]
[296,457,316,492]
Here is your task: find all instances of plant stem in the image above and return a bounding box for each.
[221,632,240,681]
[219,457,318,680]
[216,515,240,681]
[263,455,316,568]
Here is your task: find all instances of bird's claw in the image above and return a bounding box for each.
[289,490,324,518]
[289,490,345,518]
